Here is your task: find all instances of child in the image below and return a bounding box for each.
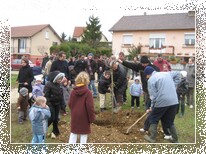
[44,71,65,139]
[176,71,189,117]
[29,96,51,143]
[68,71,96,144]
[17,87,29,124]
[98,71,111,112]
[61,79,72,115]
[32,76,44,100]
[129,76,143,110]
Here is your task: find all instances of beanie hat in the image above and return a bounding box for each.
[19,87,28,96]
[144,66,155,75]
[140,56,150,64]
[88,53,94,57]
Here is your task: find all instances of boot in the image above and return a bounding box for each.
[169,125,178,143]
[144,124,157,143]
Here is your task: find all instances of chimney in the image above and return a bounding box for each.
[188,10,195,16]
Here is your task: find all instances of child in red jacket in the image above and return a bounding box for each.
[68,71,96,144]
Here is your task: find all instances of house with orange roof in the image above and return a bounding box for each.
[72,26,108,42]
[109,11,195,62]
[11,24,62,62]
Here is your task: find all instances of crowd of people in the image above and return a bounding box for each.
[15,51,195,144]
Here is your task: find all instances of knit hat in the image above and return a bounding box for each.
[144,66,155,75]
[19,87,28,96]
[88,53,94,57]
[140,56,150,64]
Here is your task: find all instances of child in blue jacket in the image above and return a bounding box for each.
[129,76,143,110]
[29,96,51,143]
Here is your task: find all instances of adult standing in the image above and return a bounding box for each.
[110,60,127,113]
[143,66,181,143]
[41,52,50,71]
[44,71,65,139]
[185,57,195,108]
[74,54,87,75]
[118,52,131,104]
[96,55,106,82]
[50,51,71,81]
[16,57,34,94]
[153,54,171,72]
[86,53,98,98]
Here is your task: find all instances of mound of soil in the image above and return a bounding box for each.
[57,110,167,143]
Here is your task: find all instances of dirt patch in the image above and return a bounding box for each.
[57,110,166,143]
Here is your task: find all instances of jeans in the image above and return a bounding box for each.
[31,134,45,143]
[48,104,60,135]
[88,80,98,96]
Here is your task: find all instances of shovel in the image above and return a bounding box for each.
[125,112,147,134]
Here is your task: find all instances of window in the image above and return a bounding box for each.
[18,38,26,53]
[185,33,195,45]
[149,34,165,49]
[45,31,49,39]
[122,34,133,45]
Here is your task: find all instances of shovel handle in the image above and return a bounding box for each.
[126,112,147,133]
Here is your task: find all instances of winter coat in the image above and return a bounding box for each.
[148,71,180,108]
[98,75,111,94]
[153,59,171,72]
[32,84,44,100]
[74,59,87,74]
[17,94,29,111]
[17,64,34,93]
[29,104,51,135]
[50,59,71,80]
[44,71,63,106]
[122,61,160,93]
[176,78,189,95]
[68,85,95,134]
[130,82,143,97]
[86,59,97,80]
[186,64,195,88]
[41,56,49,70]
[97,59,106,75]
[113,64,127,94]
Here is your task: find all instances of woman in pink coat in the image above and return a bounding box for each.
[68,71,96,144]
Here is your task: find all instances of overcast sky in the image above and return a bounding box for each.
[0,0,193,41]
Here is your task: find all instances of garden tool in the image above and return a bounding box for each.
[126,112,147,134]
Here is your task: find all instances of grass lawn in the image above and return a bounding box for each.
[10,73,196,144]
[11,74,18,89]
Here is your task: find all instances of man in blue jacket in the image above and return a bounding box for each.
[143,66,181,143]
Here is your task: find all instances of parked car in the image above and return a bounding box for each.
[11,59,36,70]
